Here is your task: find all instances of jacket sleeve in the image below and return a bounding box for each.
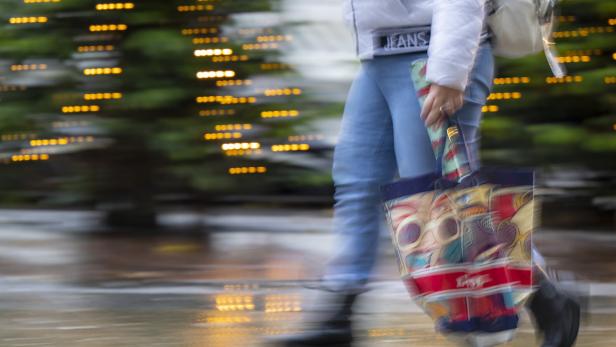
[426,0,486,91]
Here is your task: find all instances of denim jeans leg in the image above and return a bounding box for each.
[324,65,397,290]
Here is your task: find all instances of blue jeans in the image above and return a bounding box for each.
[325,42,543,289]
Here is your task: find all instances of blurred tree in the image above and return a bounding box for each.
[0,0,322,227]
[483,1,616,228]
[3,0,612,229]
[484,1,616,166]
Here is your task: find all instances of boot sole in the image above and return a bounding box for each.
[561,298,580,347]
[264,333,352,347]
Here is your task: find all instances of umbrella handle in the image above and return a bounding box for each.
[410,59,472,182]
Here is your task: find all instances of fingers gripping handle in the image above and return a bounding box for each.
[410,59,472,182]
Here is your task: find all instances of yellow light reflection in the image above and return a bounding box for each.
[89,24,128,32]
[192,37,229,44]
[214,294,255,311]
[242,43,279,50]
[256,35,292,42]
[61,105,100,113]
[481,105,499,113]
[96,2,135,10]
[30,136,93,146]
[199,109,236,117]
[545,75,583,84]
[196,96,256,105]
[194,48,233,56]
[493,77,530,85]
[11,153,50,162]
[556,55,591,63]
[1,133,37,141]
[10,64,47,71]
[78,45,115,52]
[196,70,236,79]
[264,294,302,313]
[261,110,299,118]
[84,92,122,100]
[221,142,260,150]
[271,144,310,152]
[83,67,123,75]
[487,92,522,100]
[9,16,48,24]
[182,27,218,35]
[264,88,302,96]
[216,79,252,87]
[212,55,249,63]
[204,132,242,140]
[223,149,262,157]
[177,4,214,12]
[553,26,614,38]
[261,63,290,71]
[228,166,267,175]
[214,124,252,131]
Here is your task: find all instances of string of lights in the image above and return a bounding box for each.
[199,109,236,117]
[271,144,310,152]
[261,110,299,118]
[95,3,135,11]
[481,105,499,113]
[545,76,583,84]
[204,132,242,140]
[84,92,122,100]
[196,96,256,104]
[487,92,522,100]
[216,80,252,87]
[264,88,302,96]
[8,16,48,24]
[228,167,267,175]
[493,77,531,85]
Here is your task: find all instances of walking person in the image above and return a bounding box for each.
[272,0,580,346]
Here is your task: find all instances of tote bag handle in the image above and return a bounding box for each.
[410,59,473,183]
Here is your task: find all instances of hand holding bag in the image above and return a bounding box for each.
[381,59,537,347]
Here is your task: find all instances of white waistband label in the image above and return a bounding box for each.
[372,26,431,56]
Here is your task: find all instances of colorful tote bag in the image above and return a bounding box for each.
[381,59,536,346]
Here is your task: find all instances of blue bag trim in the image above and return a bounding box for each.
[380,172,441,202]
[381,168,535,202]
[437,314,519,333]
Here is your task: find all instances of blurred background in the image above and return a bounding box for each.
[0,0,616,346]
[0,0,614,229]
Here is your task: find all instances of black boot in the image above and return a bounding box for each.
[528,279,581,347]
[267,290,359,347]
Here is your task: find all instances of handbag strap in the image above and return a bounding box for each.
[410,59,473,183]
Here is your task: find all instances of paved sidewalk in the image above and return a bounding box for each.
[0,208,615,346]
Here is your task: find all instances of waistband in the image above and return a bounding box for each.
[372,25,431,56]
[371,25,491,57]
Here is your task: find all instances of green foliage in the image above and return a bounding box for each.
[123,29,192,60]
[0,104,35,131]
[485,0,616,171]
[0,0,298,209]
[120,87,188,110]
[528,124,587,147]
[583,133,616,152]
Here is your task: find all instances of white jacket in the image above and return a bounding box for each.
[342,0,487,91]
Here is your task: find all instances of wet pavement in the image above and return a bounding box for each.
[1,208,616,347]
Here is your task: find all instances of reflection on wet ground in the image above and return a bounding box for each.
[1,209,616,346]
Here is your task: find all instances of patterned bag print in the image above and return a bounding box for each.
[381,59,536,347]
